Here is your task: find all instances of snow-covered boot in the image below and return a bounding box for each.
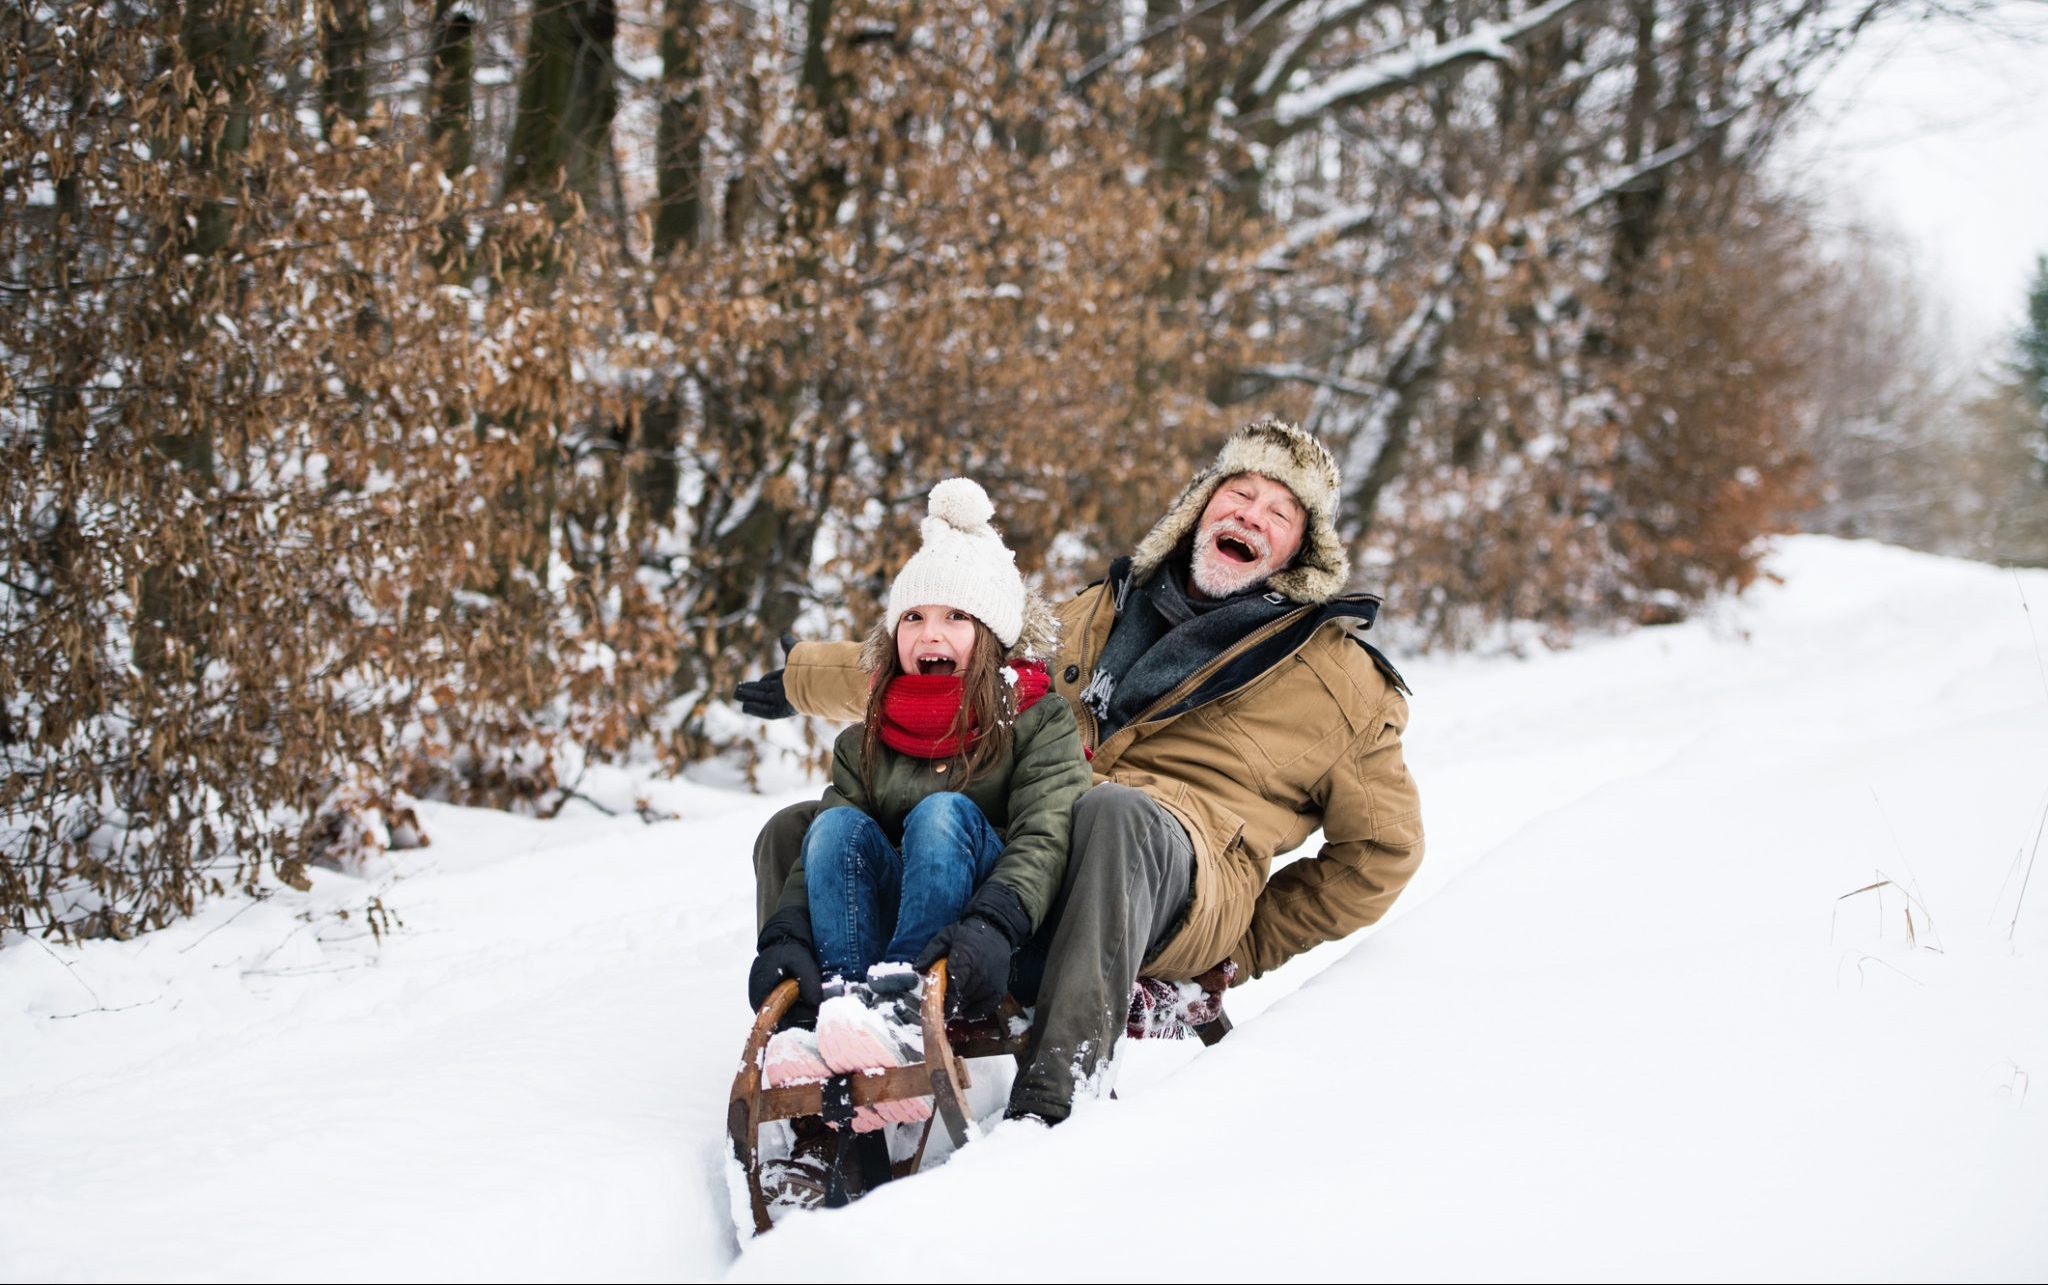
[758,1118,833,1211]
[761,1026,830,1087]
[816,991,930,1130]
[861,962,932,1039]
[1125,960,1237,1040]
[864,960,920,998]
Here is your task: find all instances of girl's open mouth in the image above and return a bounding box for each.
[916,656,958,675]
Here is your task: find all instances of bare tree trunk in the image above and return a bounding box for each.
[139,0,259,677]
[429,0,474,174]
[631,394,682,553]
[723,51,765,244]
[503,0,620,211]
[1611,0,1666,289]
[636,0,706,562]
[653,0,707,257]
[490,0,624,589]
[321,0,370,139]
[680,0,864,701]
[1346,292,1457,534]
[788,0,850,237]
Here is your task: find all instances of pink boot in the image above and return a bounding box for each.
[761,1027,830,1087]
[816,993,931,1131]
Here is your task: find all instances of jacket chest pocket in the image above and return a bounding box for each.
[1216,656,1350,777]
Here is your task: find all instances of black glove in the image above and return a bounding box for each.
[733,671,792,720]
[748,905,822,1013]
[915,881,1031,1020]
[733,633,801,719]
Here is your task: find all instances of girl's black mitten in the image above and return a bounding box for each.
[748,905,822,1012]
[915,881,1031,1019]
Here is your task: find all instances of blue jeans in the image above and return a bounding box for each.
[804,795,1005,978]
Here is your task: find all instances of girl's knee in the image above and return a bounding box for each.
[803,807,875,863]
[903,791,981,833]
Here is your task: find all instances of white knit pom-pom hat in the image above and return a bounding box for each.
[884,478,1026,647]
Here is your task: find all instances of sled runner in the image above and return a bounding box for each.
[728,960,1233,1234]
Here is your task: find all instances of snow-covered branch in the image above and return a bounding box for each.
[1267,0,1607,134]
[1244,364,1386,398]
[1567,110,1737,215]
[1256,202,1379,271]
[1069,0,1242,88]
[1249,0,1397,103]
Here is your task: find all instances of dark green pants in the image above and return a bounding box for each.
[752,784,1193,1122]
[752,798,819,932]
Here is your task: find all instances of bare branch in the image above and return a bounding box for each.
[1263,0,1609,136]
[1257,201,1380,271]
[1243,364,1386,398]
[1247,0,1400,105]
[1568,109,1737,215]
[1069,0,1241,90]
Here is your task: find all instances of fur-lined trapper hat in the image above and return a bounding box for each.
[1130,417,1350,605]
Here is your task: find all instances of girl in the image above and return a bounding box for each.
[746,479,1091,1130]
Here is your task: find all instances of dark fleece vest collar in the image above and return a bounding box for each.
[1080,556,1294,741]
[1078,557,1401,742]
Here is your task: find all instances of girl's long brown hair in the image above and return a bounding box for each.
[862,618,1018,792]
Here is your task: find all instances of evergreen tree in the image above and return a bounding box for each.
[2020,254,2048,467]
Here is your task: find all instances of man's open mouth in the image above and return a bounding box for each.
[1214,534,1259,564]
[916,655,958,675]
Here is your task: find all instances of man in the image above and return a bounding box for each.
[738,418,1424,1125]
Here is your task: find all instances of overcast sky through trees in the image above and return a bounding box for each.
[1800,1,2048,357]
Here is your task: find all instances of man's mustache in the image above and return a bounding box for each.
[1202,519,1270,562]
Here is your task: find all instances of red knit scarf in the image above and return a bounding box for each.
[877,660,1051,759]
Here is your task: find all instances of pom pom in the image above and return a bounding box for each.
[927,477,995,532]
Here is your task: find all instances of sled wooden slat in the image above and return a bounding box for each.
[921,960,974,1148]
[756,1063,943,1121]
[941,995,1032,1060]
[727,976,800,1235]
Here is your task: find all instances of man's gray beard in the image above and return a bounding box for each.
[1188,521,1273,598]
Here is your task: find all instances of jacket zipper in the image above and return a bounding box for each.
[1102,607,1316,759]
[1071,574,1116,749]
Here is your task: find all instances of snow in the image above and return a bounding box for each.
[4,536,2046,1280]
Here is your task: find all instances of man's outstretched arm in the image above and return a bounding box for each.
[733,639,868,723]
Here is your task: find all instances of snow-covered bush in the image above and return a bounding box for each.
[3,0,1887,937]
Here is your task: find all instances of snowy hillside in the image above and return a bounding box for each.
[4,536,2045,1281]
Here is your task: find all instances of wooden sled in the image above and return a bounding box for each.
[727,960,994,1234]
[727,959,1232,1235]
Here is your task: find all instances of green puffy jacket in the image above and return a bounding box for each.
[774,694,1092,931]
